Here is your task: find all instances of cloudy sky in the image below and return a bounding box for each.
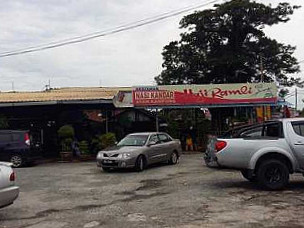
[0,0,303,96]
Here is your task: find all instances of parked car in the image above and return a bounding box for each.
[0,162,19,208]
[0,130,39,168]
[205,118,304,190]
[96,132,182,172]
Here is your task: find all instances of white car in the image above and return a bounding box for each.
[0,162,19,208]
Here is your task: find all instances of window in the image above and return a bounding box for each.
[264,123,281,137]
[221,124,257,138]
[238,122,282,138]
[221,129,239,138]
[117,135,148,146]
[293,124,301,135]
[239,126,263,138]
[0,134,11,142]
[292,122,304,137]
[149,135,160,144]
[158,134,171,143]
[12,133,21,141]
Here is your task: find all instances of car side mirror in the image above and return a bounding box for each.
[148,141,157,147]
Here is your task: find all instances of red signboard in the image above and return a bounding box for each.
[132,83,277,107]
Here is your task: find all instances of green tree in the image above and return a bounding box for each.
[155,0,301,86]
[278,88,289,99]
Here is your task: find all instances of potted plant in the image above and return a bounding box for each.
[100,132,116,149]
[88,133,116,159]
[78,140,91,161]
[57,125,75,162]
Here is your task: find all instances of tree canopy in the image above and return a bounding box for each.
[155,0,301,86]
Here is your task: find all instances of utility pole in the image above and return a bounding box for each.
[259,55,265,120]
[45,79,51,91]
[260,55,264,82]
[105,109,108,133]
[295,88,298,111]
[155,108,159,132]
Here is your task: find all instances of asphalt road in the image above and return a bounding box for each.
[1,154,304,228]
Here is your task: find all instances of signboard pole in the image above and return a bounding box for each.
[155,108,159,132]
[105,109,109,133]
[295,88,298,111]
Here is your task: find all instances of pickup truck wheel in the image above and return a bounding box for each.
[257,159,289,190]
[10,154,23,168]
[241,170,256,182]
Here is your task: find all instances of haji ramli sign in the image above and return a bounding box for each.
[132,83,277,107]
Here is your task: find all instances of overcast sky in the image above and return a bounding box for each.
[0,0,303,98]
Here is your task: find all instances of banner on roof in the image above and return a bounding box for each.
[132,83,277,107]
[113,90,133,108]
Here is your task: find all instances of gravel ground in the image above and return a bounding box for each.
[1,153,304,228]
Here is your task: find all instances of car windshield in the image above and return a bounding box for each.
[117,135,148,146]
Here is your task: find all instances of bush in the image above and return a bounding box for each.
[90,137,101,154]
[79,140,89,154]
[61,138,73,152]
[100,133,116,149]
[58,125,75,139]
[58,125,75,152]
[90,133,117,153]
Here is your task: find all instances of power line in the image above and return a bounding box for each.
[0,0,221,58]
[285,92,295,99]
[1,0,220,55]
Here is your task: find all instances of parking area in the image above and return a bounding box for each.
[1,153,304,228]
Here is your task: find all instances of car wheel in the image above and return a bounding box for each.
[135,155,145,172]
[169,151,178,165]
[102,167,111,172]
[256,159,289,190]
[241,170,256,182]
[10,154,23,168]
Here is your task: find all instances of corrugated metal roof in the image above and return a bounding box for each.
[0,87,131,103]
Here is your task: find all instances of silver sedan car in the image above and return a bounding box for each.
[96,132,182,172]
[0,162,19,208]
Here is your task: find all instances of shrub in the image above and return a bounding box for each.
[90,137,102,154]
[79,140,89,154]
[58,125,75,152]
[58,125,75,139]
[100,133,116,149]
[90,133,116,153]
